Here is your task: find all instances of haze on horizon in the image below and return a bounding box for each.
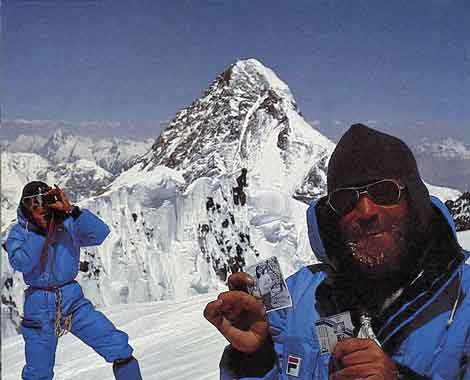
[2,1,469,144]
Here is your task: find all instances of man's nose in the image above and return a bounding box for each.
[354,195,379,225]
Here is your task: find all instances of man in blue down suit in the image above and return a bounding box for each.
[204,124,470,380]
[5,181,143,380]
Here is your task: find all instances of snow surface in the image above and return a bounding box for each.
[425,182,462,202]
[2,295,227,380]
[4,226,470,380]
[459,231,470,252]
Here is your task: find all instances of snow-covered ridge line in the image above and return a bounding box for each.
[414,137,470,160]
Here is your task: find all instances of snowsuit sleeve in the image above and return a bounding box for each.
[460,260,470,380]
[462,332,470,380]
[5,225,46,273]
[219,307,287,380]
[72,209,110,247]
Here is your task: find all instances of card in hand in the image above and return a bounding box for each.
[245,256,292,312]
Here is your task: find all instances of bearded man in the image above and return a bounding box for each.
[205,124,470,380]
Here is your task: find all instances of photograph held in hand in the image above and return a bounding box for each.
[204,124,470,380]
[245,256,292,313]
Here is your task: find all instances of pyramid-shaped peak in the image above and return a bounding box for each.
[222,58,294,101]
[136,57,333,194]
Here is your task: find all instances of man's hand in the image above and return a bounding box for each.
[204,272,268,353]
[330,338,397,380]
[47,185,73,214]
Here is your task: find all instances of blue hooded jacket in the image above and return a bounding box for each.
[5,207,110,288]
[221,196,470,380]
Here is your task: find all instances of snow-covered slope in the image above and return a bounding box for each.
[2,295,227,380]
[425,182,462,202]
[1,152,51,228]
[4,223,470,380]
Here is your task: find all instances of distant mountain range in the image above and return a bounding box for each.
[412,138,470,192]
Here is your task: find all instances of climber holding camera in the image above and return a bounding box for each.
[5,181,143,380]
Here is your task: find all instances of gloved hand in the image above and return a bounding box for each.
[47,185,74,214]
[330,338,398,380]
[204,272,268,353]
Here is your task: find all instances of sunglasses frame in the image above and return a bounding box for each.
[327,179,406,215]
[22,188,54,209]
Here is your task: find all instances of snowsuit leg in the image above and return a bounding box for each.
[21,318,58,380]
[113,356,143,380]
[21,290,59,380]
[70,296,134,363]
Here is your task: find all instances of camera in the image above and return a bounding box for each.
[42,192,61,206]
[22,191,61,209]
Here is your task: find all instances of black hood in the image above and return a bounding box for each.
[327,123,433,237]
[19,181,51,226]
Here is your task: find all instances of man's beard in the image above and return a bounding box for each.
[341,223,412,282]
[345,225,408,278]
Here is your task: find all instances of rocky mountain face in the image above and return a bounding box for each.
[445,192,470,232]
[138,59,334,195]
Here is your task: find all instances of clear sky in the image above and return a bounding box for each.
[2,0,469,143]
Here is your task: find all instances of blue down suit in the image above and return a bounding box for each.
[220,197,470,380]
[6,208,142,380]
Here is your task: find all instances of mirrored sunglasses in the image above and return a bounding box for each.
[327,179,406,215]
[22,192,58,209]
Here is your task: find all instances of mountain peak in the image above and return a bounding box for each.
[228,58,294,101]
[137,59,332,194]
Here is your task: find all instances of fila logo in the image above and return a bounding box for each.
[286,354,302,377]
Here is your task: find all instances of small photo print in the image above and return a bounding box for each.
[245,256,292,312]
[315,311,355,354]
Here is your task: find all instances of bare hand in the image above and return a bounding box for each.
[47,185,73,213]
[204,272,268,353]
[330,338,397,380]
[228,271,255,292]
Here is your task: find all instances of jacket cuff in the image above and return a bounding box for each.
[70,206,81,219]
[219,336,276,378]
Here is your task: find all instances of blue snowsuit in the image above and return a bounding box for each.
[5,207,142,380]
[220,196,470,379]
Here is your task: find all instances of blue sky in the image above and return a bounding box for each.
[2,0,469,142]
